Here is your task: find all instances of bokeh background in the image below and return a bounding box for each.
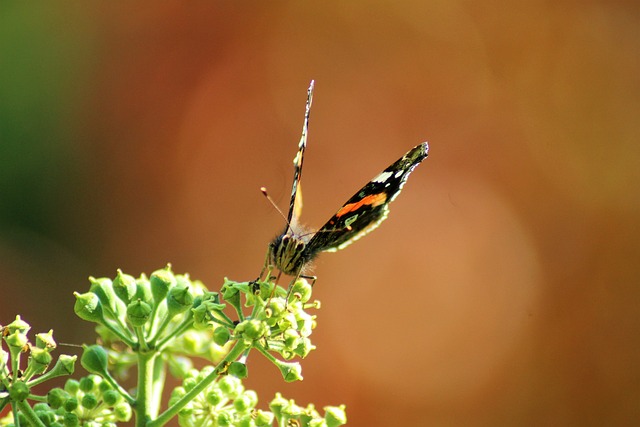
[1,2,639,425]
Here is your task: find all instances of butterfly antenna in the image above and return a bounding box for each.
[299,225,353,240]
[260,187,292,228]
[59,342,83,348]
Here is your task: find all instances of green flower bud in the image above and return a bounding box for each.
[150,265,176,304]
[81,345,109,377]
[73,292,104,324]
[102,389,120,406]
[296,311,315,338]
[89,277,118,315]
[283,329,300,349]
[64,379,80,395]
[174,273,191,288]
[281,399,303,418]
[99,379,112,392]
[278,311,297,331]
[192,304,210,329]
[32,401,49,412]
[217,410,233,427]
[213,327,230,346]
[63,411,79,427]
[35,330,56,349]
[49,354,77,377]
[64,396,78,412]
[235,319,266,341]
[166,286,194,317]
[293,337,315,358]
[6,315,30,334]
[253,280,272,298]
[81,393,98,409]
[4,330,28,351]
[234,390,257,413]
[269,393,288,419]
[324,405,347,427]
[79,374,101,392]
[205,388,224,406]
[235,416,253,427]
[266,298,286,319]
[34,404,56,425]
[254,409,275,426]
[126,299,153,327]
[218,375,243,399]
[134,275,153,304]
[29,346,53,374]
[47,388,69,409]
[221,282,240,305]
[290,278,313,303]
[113,269,137,305]
[275,360,303,382]
[299,404,319,426]
[9,380,30,402]
[228,361,248,379]
[233,395,252,413]
[114,402,132,422]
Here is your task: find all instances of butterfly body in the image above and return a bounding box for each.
[261,81,429,284]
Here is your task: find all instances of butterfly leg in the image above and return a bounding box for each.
[257,248,273,282]
[300,274,317,287]
[252,248,278,297]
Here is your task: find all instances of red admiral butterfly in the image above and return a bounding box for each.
[260,81,429,286]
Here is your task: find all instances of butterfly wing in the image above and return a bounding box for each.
[285,81,314,230]
[305,142,429,253]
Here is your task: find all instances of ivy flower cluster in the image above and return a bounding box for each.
[171,367,346,427]
[0,317,78,426]
[2,266,345,426]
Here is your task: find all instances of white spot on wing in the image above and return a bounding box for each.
[293,151,302,165]
[373,171,393,183]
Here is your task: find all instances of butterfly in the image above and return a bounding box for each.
[260,81,429,287]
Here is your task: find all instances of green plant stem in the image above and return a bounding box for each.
[147,340,250,427]
[211,307,237,327]
[135,351,159,427]
[135,326,149,352]
[150,355,166,419]
[147,314,172,346]
[103,371,136,406]
[26,366,72,388]
[15,400,46,427]
[154,316,193,352]
[100,320,136,348]
[148,306,160,339]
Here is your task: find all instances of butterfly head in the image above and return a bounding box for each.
[269,228,316,277]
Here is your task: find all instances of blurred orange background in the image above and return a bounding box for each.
[1,2,638,425]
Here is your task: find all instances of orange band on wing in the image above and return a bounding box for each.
[335,193,387,218]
